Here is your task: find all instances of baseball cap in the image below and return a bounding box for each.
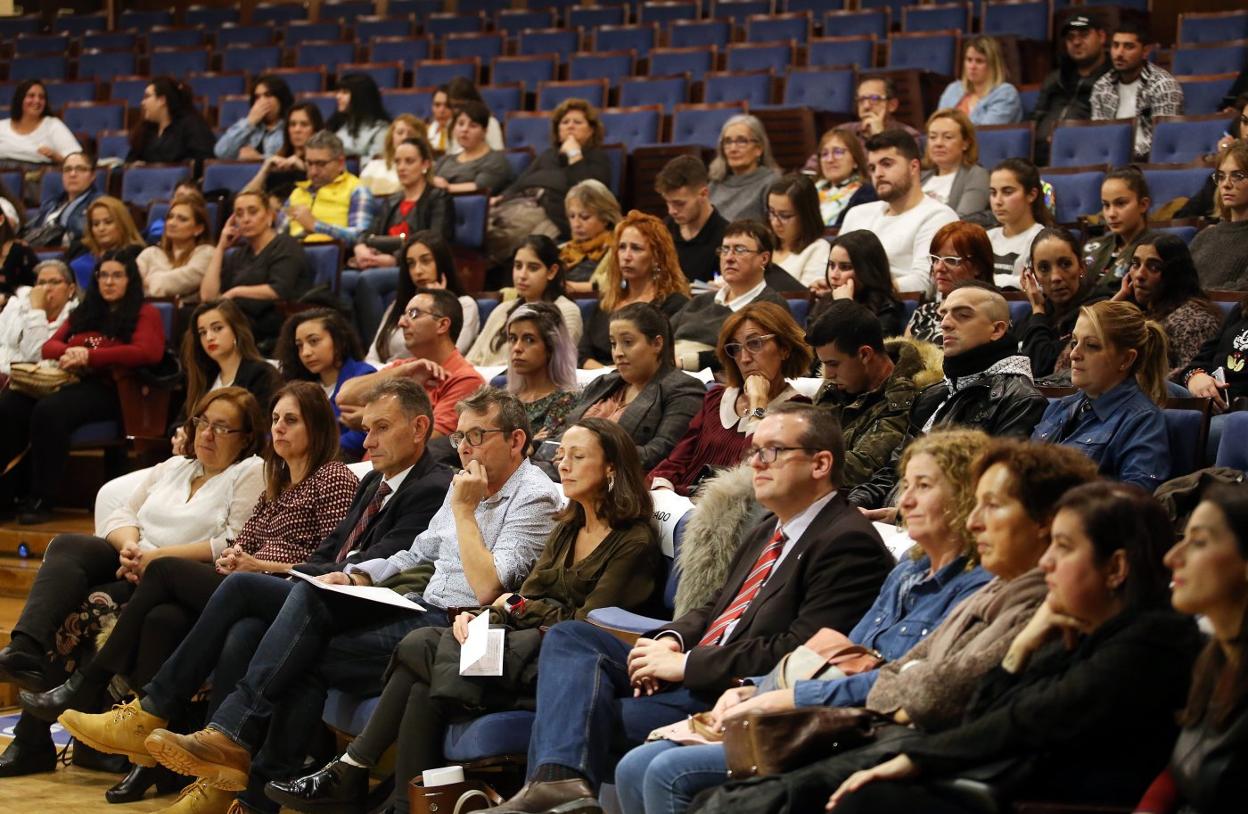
[1062,15,1098,34]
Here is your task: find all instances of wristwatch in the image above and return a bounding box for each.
[505,594,527,616]
[749,407,766,420]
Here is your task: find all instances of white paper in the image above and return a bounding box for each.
[459,610,504,676]
[649,488,694,559]
[873,522,916,563]
[288,570,427,612]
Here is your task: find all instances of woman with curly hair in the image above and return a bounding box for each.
[578,210,691,367]
[127,76,215,164]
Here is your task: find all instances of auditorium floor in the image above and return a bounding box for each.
[0,743,169,812]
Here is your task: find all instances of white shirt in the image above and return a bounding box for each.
[1115,80,1148,157]
[714,278,769,311]
[0,291,76,374]
[0,117,82,164]
[839,197,959,297]
[378,463,413,512]
[987,222,1045,289]
[99,455,265,558]
[777,239,832,288]
[921,172,956,205]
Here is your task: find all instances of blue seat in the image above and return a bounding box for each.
[1213,411,1248,469]
[725,42,792,74]
[119,8,173,29]
[10,55,67,81]
[1042,167,1106,225]
[1007,299,1031,326]
[1179,11,1248,45]
[40,168,109,202]
[491,55,558,94]
[413,60,479,89]
[477,297,501,326]
[321,0,375,22]
[537,80,609,112]
[81,34,136,53]
[504,113,552,151]
[783,67,855,113]
[217,96,253,128]
[443,710,537,762]
[216,25,276,48]
[594,25,657,57]
[15,34,71,56]
[390,0,444,15]
[369,37,432,70]
[822,9,889,39]
[479,85,523,118]
[150,48,211,76]
[187,7,240,27]
[1172,43,1248,77]
[110,78,150,109]
[187,73,247,106]
[44,80,98,105]
[888,31,958,75]
[70,421,122,447]
[1018,84,1040,117]
[495,10,555,36]
[568,51,636,84]
[297,93,338,123]
[222,45,282,74]
[1179,74,1239,116]
[672,104,745,149]
[203,161,264,195]
[339,63,402,90]
[305,243,345,292]
[902,3,970,33]
[807,36,875,70]
[354,17,415,43]
[295,42,357,72]
[504,149,535,179]
[1142,165,1214,217]
[1049,120,1133,168]
[63,102,127,138]
[78,50,137,81]
[603,145,625,197]
[1151,115,1232,165]
[643,2,700,25]
[121,164,193,208]
[1155,224,1198,245]
[667,19,732,49]
[788,296,810,326]
[97,132,132,162]
[253,2,308,24]
[382,88,434,119]
[426,13,485,38]
[746,13,810,44]
[274,69,328,96]
[705,71,772,106]
[649,47,716,83]
[619,75,689,111]
[977,124,1035,169]
[460,0,510,13]
[453,195,490,250]
[569,5,627,28]
[576,298,599,326]
[148,28,208,49]
[981,0,1050,39]
[901,296,920,324]
[443,31,505,62]
[0,15,41,37]
[713,0,774,20]
[54,13,108,35]
[787,0,847,12]
[1164,408,1205,478]
[601,106,663,150]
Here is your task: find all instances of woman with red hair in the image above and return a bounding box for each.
[905,221,995,345]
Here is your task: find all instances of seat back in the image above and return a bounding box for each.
[369,36,433,70]
[705,71,772,107]
[643,2,700,25]
[503,148,535,179]
[187,73,248,107]
[120,164,194,208]
[254,2,308,24]
[504,111,553,151]
[887,30,958,75]
[1178,11,1248,45]
[77,50,137,81]
[1164,408,1205,478]
[203,161,265,195]
[496,9,556,36]
[619,75,689,112]
[39,168,111,202]
[382,88,434,119]
[294,42,357,72]
[1140,164,1215,217]
[746,12,811,44]
[783,67,856,113]
[150,47,211,76]
[453,195,490,250]
[63,101,127,138]
[426,12,485,38]
[516,27,581,57]
[1049,119,1133,168]
[667,19,732,49]
[1041,166,1106,225]
[725,41,793,73]
[413,59,480,89]
[981,0,1052,40]
[902,3,970,33]
[1151,114,1233,165]
[338,62,403,90]
[304,243,345,292]
[568,51,637,84]
[714,0,775,20]
[492,55,558,94]
[216,25,275,48]
[601,106,664,151]
[271,68,327,95]
[43,80,99,106]
[443,31,505,62]
[649,47,716,82]
[823,9,890,39]
[1213,412,1248,469]
[221,45,282,74]
[569,5,627,28]
[672,102,746,149]
[480,84,524,118]
[537,79,609,112]
[977,123,1035,169]
[594,24,657,57]
[1172,41,1248,77]
[807,35,876,69]
[1178,72,1239,115]
[10,55,68,82]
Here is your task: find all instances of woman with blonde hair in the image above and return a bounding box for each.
[920,109,991,223]
[1190,140,1248,290]
[359,113,428,196]
[68,196,144,289]
[137,193,215,298]
[578,210,691,368]
[1031,299,1171,490]
[561,179,622,295]
[709,114,781,222]
[937,36,1021,125]
[814,127,876,228]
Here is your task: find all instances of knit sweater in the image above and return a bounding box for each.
[709,166,779,223]
[1190,220,1248,292]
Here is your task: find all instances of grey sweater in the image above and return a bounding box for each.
[710,166,779,223]
[1191,220,1248,291]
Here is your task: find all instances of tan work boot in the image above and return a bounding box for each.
[58,699,167,767]
[153,779,235,814]
[145,727,252,792]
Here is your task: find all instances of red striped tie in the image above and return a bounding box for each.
[335,481,392,562]
[698,529,785,647]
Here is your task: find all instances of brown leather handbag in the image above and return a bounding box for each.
[408,778,500,814]
[722,707,880,779]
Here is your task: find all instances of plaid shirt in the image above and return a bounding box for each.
[277,181,379,244]
[1089,61,1184,159]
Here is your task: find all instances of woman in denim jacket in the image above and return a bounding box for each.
[936,37,1022,125]
[1031,300,1170,490]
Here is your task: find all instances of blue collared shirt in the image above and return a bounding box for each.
[1031,378,1170,490]
[214,117,286,159]
[793,553,991,708]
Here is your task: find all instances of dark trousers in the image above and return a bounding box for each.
[90,557,225,690]
[0,377,120,505]
[14,533,129,653]
[526,621,712,789]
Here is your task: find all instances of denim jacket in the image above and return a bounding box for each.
[1031,378,1170,490]
[937,80,1023,125]
[793,553,991,708]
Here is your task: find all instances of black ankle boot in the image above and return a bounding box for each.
[264,756,370,811]
[71,738,131,773]
[0,736,56,777]
[105,764,186,804]
[0,636,51,693]
[19,669,100,723]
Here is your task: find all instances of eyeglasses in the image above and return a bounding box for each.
[928,254,967,269]
[715,245,762,257]
[819,147,849,159]
[767,209,797,223]
[1212,170,1248,186]
[191,416,246,436]
[95,271,127,282]
[724,334,775,358]
[856,94,889,104]
[722,136,758,148]
[747,446,813,464]
[449,428,505,448]
[304,158,336,169]
[404,306,438,321]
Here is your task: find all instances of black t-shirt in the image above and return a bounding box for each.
[221,233,312,301]
[666,208,727,283]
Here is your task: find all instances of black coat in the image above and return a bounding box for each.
[368,186,454,245]
[504,147,611,237]
[126,115,216,164]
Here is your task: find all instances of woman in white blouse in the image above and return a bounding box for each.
[136,193,215,299]
[0,259,78,377]
[766,173,830,288]
[0,386,265,778]
[0,80,82,166]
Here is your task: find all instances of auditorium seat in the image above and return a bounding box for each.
[1213,412,1248,469]
[44,80,99,105]
[504,112,552,152]
[745,12,812,44]
[382,89,433,118]
[108,77,151,109]
[221,45,283,75]
[426,12,486,39]
[186,6,240,27]
[1178,73,1240,115]
[823,9,890,39]
[1140,164,1216,218]
[1041,165,1107,225]
[1178,10,1248,45]
[320,0,375,23]
[368,36,433,71]
[1150,114,1234,165]
[338,63,404,90]
[54,12,108,35]
[667,19,732,49]
[253,2,308,24]
[14,34,71,56]
[783,67,856,113]
[495,9,555,35]
[353,16,415,42]
[713,0,775,20]
[1172,41,1248,77]
[725,41,795,74]
[594,24,657,57]
[149,28,208,49]
[203,161,265,196]
[215,25,276,48]
[1049,119,1133,169]
[902,3,970,34]
[619,75,690,111]
[807,36,876,70]
[600,106,664,151]
[62,102,127,139]
[479,84,524,118]
[981,0,1052,40]
[642,2,700,25]
[516,27,581,57]
[569,5,627,28]
[649,47,717,83]
[887,30,959,76]
[568,52,636,85]
[120,164,194,208]
[187,73,247,107]
[294,42,358,73]
[503,148,535,179]
[283,21,345,47]
[412,59,480,89]
[977,123,1035,170]
[81,32,137,51]
[672,102,747,149]
[150,47,211,77]
[77,50,136,82]
[536,79,609,112]
[491,55,558,94]
[442,31,505,63]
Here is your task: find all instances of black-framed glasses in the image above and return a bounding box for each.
[449,428,505,449]
[715,245,762,257]
[724,334,776,358]
[767,209,797,222]
[191,416,246,436]
[1212,170,1248,186]
[722,136,758,148]
[747,446,814,464]
[95,270,127,281]
[928,254,967,269]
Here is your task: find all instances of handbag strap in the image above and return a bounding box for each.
[454,790,491,814]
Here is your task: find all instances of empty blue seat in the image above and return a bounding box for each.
[0,15,41,37]
[903,3,970,33]
[1142,165,1215,216]
[11,56,68,82]
[1049,120,1133,168]
[619,75,689,111]
[496,10,555,35]
[888,31,958,75]
[203,161,265,195]
[479,85,523,117]
[97,132,131,162]
[216,25,276,48]
[1151,115,1233,165]
[746,13,810,43]
[222,45,283,74]
[54,13,108,35]
[77,51,136,81]
[340,62,402,90]
[1042,167,1106,225]
[504,149,535,179]
[601,106,663,150]
[44,80,98,105]
[189,73,248,107]
[1154,224,1198,245]
[453,195,490,250]
[783,67,855,113]
[443,31,505,62]
[538,80,608,111]
[725,41,792,73]
[413,60,479,88]
[672,104,745,149]
[1007,299,1031,326]
[981,0,1050,39]
[150,48,211,76]
[296,93,338,122]
[705,72,772,106]
[1213,412,1248,469]
[713,0,774,20]
[284,22,345,47]
[977,124,1035,169]
[81,32,137,51]
[272,69,325,95]
[148,28,207,49]
[321,0,375,22]
[823,9,888,39]
[295,42,357,72]
[186,7,240,27]
[1179,11,1248,45]
[354,17,414,42]
[1172,43,1248,76]
[667,19,732,49]
[382,89,433,118]
[1165,408,1205,478]
[369,37,432,69]
[603,145,625,196]
[121,164,193,208]
[807,36,875,69]
[594,25,657,57]
[569,52,636,84]
[110,78,151,109]
[569,5,627,28]
[650,47,716,82]
[504,113,552,151]
[460,0,510,13]
[643,2,700,24]
[390,0,445,15]
[1179,74,1239,116]
[426,13,484,38]
[491,56,557,94]
[304,244,344,291]
[15,34,71,56]
[63,102,127,138]
[1018,84,1041,117]
[253,2,308,24]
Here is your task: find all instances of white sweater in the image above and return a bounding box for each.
[0,291,76,374]
[839,197,959,297]
[0,117,82,164]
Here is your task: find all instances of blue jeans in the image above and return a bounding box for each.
[615,740,728,814]
[348,265,401,345]
[526,621,711,788]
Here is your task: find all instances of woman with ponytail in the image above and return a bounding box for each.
[1031,300,1171,490]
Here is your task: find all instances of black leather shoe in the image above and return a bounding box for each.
[264,756,369,813]
[19,669,89,723]
[71,739,131,773]
[0,644,51,693]
[0,737,56,777]
[17,498,52,525]
[105,764,186,804]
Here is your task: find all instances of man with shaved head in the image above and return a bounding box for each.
[850,281,1048,509]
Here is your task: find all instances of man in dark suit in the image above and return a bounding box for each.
[494,404,894,814]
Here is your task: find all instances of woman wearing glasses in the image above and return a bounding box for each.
[709,115,781,223]
[0,387,265,781]
[0,259,78,381]
[0,248,164,525]
[904,222,996,345]
[767,174,831,288]
[813,127,876,229]
[1189,141,1248,292]
[648,301,811,496]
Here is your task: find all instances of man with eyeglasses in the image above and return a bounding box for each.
[491,404,892,814]
[21,150,100,248]
[851,282,1047,512]
[670,220,792,371]
[839,130,958,297]
[656,155,729,283]
[276,130,378,244]
[337,287,485,438]
[1031,14,1111,164]
[64,385,562,813]
[800,77,919,173]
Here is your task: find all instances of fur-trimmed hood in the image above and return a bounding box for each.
[887,337,944,391]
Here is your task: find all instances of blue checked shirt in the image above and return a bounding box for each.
[278,179,379,244]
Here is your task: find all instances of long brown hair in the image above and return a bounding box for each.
[264,381,342,500]
[181,299,266,414]
[599,210,691,313]
[553,418,652,529]
[82,195,144,256]
[159,193,213,267]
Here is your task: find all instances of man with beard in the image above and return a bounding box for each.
[1090,17,1184,161]
[1031,15,1112,165]
[838,130,958,297]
